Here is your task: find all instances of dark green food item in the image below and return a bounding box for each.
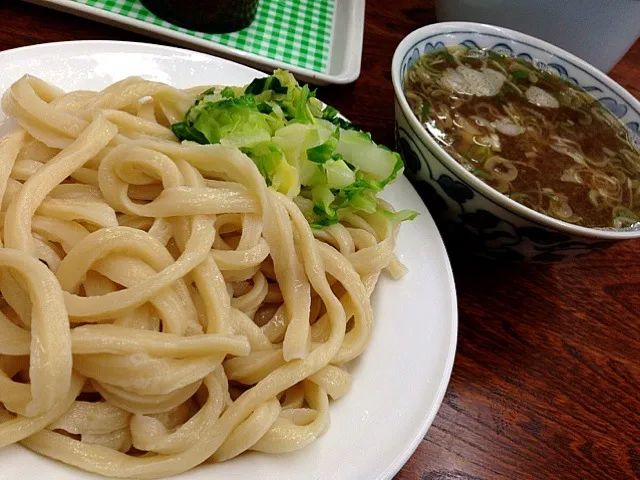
[140,0,259,33]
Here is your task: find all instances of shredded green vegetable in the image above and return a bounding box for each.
[510,69,528,81]
[172,69,417,228]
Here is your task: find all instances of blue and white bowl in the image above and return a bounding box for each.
[392,22,640,262]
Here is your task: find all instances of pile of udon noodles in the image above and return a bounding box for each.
[0,75,403,478]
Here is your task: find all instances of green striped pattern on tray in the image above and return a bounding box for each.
[71,0,334,73]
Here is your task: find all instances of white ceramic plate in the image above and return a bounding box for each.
[0,41,457,480]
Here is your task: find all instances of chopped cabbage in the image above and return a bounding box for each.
[171,69,417,228]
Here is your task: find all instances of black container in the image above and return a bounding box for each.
[140,0,259,33]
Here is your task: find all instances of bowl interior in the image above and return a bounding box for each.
[397,25,640,144]
[393,23,640,238]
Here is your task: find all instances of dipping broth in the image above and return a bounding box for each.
[404,46,640,229]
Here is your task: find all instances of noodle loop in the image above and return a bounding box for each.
[0,74,404,478]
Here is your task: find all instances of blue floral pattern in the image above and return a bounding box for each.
[436,175,474,204]
[396,29,640,261]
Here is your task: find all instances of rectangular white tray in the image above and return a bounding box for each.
[21,0,365,85]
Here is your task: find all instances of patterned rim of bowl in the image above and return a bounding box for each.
[391,21,640,240]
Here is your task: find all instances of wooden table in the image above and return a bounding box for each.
[2,1,639,479]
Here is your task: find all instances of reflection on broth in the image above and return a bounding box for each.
[404,46,640,229]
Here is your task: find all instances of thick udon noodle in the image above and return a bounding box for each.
[0,75,403,478]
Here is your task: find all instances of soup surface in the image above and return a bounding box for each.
[404,46,640,229]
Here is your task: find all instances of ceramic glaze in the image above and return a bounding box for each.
[392,22,640,262]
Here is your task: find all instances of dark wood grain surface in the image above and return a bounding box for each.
[2,1,639,479]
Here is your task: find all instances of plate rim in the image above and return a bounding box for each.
[377,233,458,480]
[0,39,458,480]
